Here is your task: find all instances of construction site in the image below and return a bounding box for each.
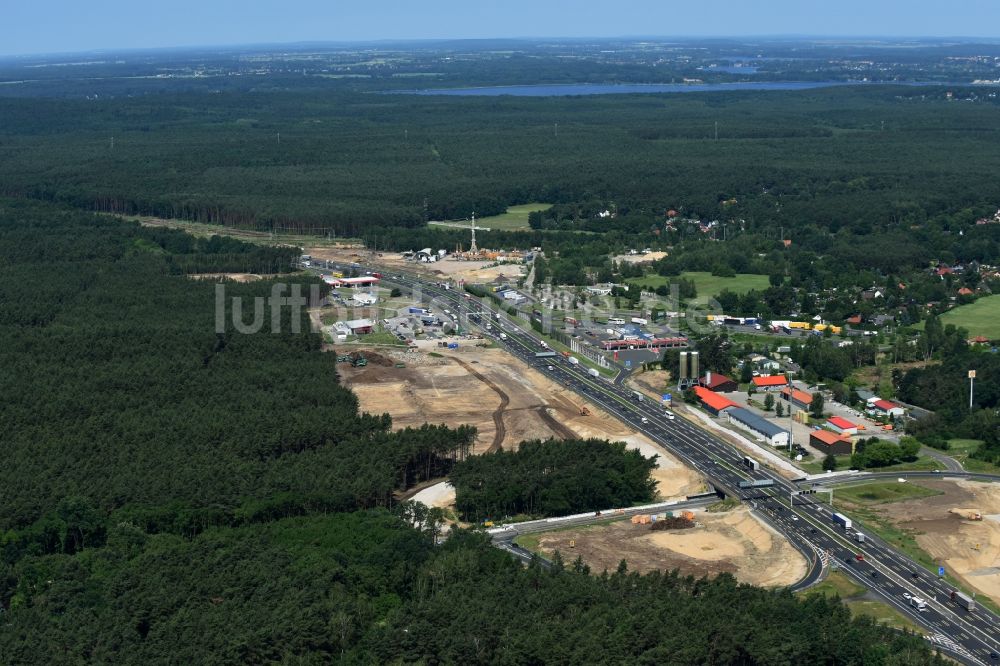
[307,242,527,287]
[840,478,1000,606]
[336,345,705,500]
[520,506,808,587]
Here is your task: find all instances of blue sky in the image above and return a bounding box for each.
[6,0,1000,56]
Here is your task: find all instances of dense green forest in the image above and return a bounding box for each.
[0,199,950,662]
[449,438,658,521]
[2,85,1000,288]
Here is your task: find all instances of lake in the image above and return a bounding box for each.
[399,81,940,97]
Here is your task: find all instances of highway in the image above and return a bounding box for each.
[318,261,1000,663]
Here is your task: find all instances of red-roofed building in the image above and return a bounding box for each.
[810,429,854,455]
[936,266,953,277]
[826,416,859,436]
[699,371,738,393]
[780,386,814,409]
[970,335,990,345]
[694,386,739,416]
[752,375,788,391]
[958,287,974,296]
[870,399,905,417]
[845,314,863,325]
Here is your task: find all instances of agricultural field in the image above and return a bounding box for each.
[937,294,1000,339]
[474,202,552,231]
[628,271,770,302]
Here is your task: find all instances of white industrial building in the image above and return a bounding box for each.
[726,407,790,447]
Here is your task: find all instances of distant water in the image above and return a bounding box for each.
[399,81,941,97]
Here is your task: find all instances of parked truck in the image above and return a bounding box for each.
[832,512,853,530]
[631,317,648,326]
[910,597,928,612]
[951,591,976,612]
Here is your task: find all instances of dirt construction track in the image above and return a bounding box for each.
[531,507,807,587]
[339,346,704,499]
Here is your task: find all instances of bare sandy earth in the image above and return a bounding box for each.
[339,346,704,500]
[613,251,668,265]
[534,507,807,587]
[868,479,1000,605]
[409,482,456,509]
[307,246,525,284]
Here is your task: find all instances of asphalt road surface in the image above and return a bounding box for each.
[316,261,1000,664]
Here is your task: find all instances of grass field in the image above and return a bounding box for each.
[946,438,1000,474]
[834,481,942,505]
[937,294,1000,339]
[474,203,552,231]
[800,570,866,600]
[628,271,770,302]
[798,571,922,633]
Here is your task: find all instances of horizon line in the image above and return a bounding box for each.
[5,34,1000,61]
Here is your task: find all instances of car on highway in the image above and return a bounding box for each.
[855,553,865,561]
[903,593,911,600]
[663,411,675,420]
[641,417,649,424]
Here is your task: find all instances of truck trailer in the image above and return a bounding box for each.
[951,591,976,612]
[832,513,853,530]
[738,479,775,489]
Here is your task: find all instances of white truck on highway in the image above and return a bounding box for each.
[832,512,852,530]
[499,332,507,340]
[855,532,866,544]
[910,597,928,612]
[952,591,976,612]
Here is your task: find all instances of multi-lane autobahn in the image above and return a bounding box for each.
[319,261,1000,663]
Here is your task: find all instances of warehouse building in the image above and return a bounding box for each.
[810,429,854,456]
[826,416,859,436]
[694,386,739,416]
[699,371,738,393]
[726,407,790,447]
[752,375,788,391]
[780,386,814,410]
